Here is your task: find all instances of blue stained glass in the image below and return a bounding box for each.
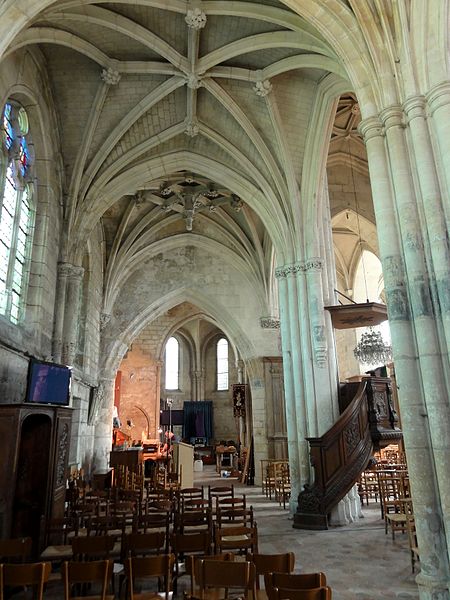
[2,103,14,150]
[19,136,29,176]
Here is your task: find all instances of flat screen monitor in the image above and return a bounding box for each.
[25,359,71,406]
[160,409,184,426]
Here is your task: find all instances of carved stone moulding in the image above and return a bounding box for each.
[260,316,280,329]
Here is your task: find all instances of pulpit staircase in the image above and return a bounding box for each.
[293,377,402,530]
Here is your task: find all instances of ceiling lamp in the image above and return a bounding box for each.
[353,327,392,365]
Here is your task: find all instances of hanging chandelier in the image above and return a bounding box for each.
[353,327,392,365]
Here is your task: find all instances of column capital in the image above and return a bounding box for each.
[303,258,323,273]
[379,105,405,131]
[275,259,322,278]
[426,80,450,115]
[358,116,383,142]
[402,95,427,122]
[260,316,280,329]
[58,262,84,280]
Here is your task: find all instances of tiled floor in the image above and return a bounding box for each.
[197,466,420,600]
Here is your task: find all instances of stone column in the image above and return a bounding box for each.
[382,105,450,559]
[404,94,450,358]
[303,258,338,434]
[426,82,450,227]
[192,370,204,402]
[275,267,301,511]
[61,264,84,365]
[52,262,70,363]
[93,377,115,473]
[360,115,450,600]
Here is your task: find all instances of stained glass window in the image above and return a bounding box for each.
[165,337,179,390]
[0,101,34,324]
[217,337,229,390]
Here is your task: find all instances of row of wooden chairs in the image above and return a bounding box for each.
[261,461,291,509]
[0,553,332,600]
[67,484,236,523]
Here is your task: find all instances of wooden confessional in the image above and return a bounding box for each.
[0,404,72,551]
[294,376,402,529]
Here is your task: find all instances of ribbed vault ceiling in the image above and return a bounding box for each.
[7,0,347,323]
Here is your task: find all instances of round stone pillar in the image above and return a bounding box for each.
[52,262,70,363]
[61,264,84,365]
[275,267,301,511]
[93,377,115,473]
[360,115,450,600]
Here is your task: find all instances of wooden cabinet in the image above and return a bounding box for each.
[0,404,72,552]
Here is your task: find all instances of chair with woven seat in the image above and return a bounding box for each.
[122,532,167,562]
[265,572,327,600]
[406,513,420,573]
[186,553,234,596]
[174,508,212,534]
[196,558,256,600]
[62,559,114,600]
[216,506,255,528]
[170,531,212,589]
[216,496,246,512]
[71,535,116,561]
[378,472,410,539]
[247,552,295,593]
[273,587,332,600]
[44,517,79,546]
[0,562,51,600]
[208,486,234,512]
[0,538,32,564]
[215,524,258,555]
[124,554,175,600]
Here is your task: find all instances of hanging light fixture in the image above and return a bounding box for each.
[353,327,392,365]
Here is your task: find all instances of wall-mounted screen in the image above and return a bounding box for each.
[160,409,184,426]
[25,359,71,406]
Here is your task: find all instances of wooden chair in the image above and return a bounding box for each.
[0,538,32,564]
[216,496,246,512]
[215,524,258,555]
[179,487,204,503]
[182,498,210,512]
[274,463,291,509]
[273,587,332,600]
[87,515,126,537]
[357,470,379,506]
[174,508,212,534]
[0,562,51,600]
[124,554,174,600]
[170,531,211,588]
[62,559,114,600]
[186,553,234,596]
[197,559,256,600]
[208,485,234,511]
[134,512,170,540]
[71,535,116,561]
[216,506,255,528]
[44,516,79,546]
[247,552,295,591]
[122,532,166,561]
[265,573,327,599]
[406,513,420,573]
[378,472,410,539]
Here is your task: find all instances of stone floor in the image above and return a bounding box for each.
[196,466,420,600]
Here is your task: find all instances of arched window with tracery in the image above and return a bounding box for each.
[216,337,229,391]
[165,336,179,390]
[0,101,34,324]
